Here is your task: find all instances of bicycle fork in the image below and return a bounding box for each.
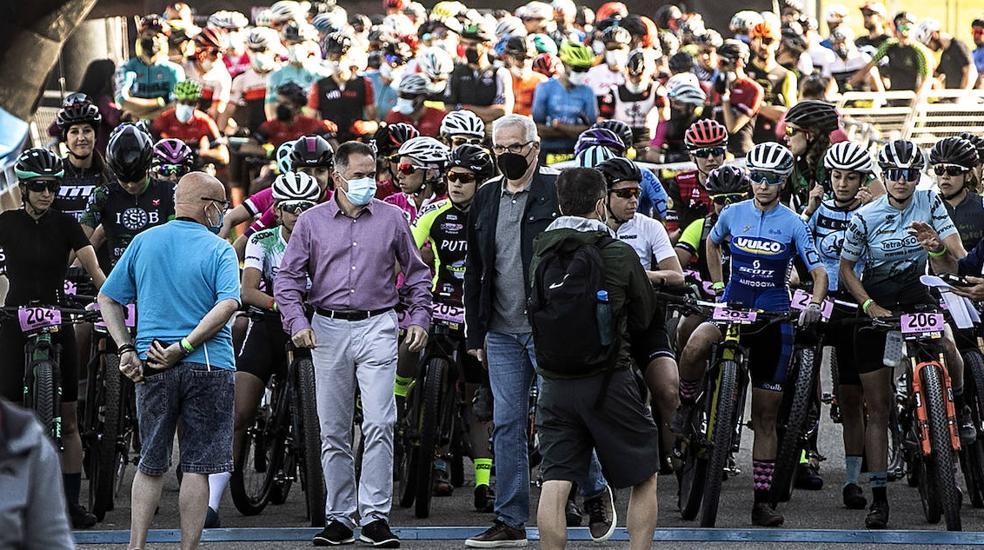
[911,358,961,456]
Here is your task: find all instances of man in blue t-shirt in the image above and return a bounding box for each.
[98,173,240,550]
[532,42,598,157]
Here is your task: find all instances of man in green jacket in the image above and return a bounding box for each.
[531,168,660,550]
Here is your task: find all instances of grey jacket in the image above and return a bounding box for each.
[0,399,74,550]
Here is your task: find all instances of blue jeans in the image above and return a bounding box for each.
[486,331,607,528]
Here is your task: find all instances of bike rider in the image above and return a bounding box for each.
[930,136,984,254]
[839,139,969,529]
[664,119,727,240]
[574,127,668,220]
[410,144,497,510]
[0,148,107,528]
[597,156,684,471]
[371,122,420,200]
[150,138,195,184]
[208,171,321,528]
[387,136,450,225]
[783,100,840,216]
[81,125,177,268]
[807,141,875,510]
[55,99,113,222]
[675,142,828,527]
[439,110,486,149]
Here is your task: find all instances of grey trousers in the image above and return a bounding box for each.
[310,310,399,528]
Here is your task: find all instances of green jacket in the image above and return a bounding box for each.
[530,216,657,378]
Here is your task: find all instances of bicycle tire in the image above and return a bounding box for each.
[31,361,57,439]
[700,359,739,527]
[678,410,708,521]
[91,356,122,521]
[295,358,326,527]
[771,347,818,505]
[415,358,449,518]
[230,395,282,516]
[960,350,984,508]
[922,364,962,531]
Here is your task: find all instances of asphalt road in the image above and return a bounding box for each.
[78,361,984,548]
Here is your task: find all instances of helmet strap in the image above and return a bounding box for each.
[605,196,630,226]
[21,189,47,218]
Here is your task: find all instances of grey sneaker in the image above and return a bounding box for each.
[583,485,617,542]
[464,521,528,548]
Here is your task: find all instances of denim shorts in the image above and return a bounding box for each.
[135,362,234,476]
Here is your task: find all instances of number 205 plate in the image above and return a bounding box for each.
[712,307,758,324]
[900,312,945,335]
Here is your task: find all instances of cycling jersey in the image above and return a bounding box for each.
[445,64,511,108]
[151,108,222,146]
[942,191,984,253]
[0,209,89,306]
[614,214,675,270]
[531,78,598,153]
[243,226,287,290]
[823,50,873,91]
[664,170,712,234]
[183,60,232,110]
[385,191,447,225]
[230,67,270,133]
[266,64,322,104]
[242,187,332,238]
[309,75,374,142]
[511,71,547,116]
[603,82,665,144]
[384,107,446,138]
[114,57,185,103]
[80,179,176,267]
[584,64,625,97]
[223,51,251,79]
[708,76,764,156]
[746,61,796,145]
[411,199,468,305]
[639,169,669,220]
[841,190,957,306]
[255,115,334,147]
[709,199,823,311]
[57,160,112,222]
[807,199,864,293]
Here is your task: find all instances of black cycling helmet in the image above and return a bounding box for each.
[592,120,633,151]
[930,137,979,170]
[957,132,984,166]
[290,135,335,168]
[56,102,102,136]
[668,51,694,73]
[323,31,354,56]
[449,144,496,182]
[784,100,839,134]
[15,148,64,182]
[597,157,642,187]
[717,39,749,65]
[878,139,926,171]
[106,124,154,183]
[705,165,751,194]
[372,122,420,158]
[503,35,534,58]
[276,81,309,107]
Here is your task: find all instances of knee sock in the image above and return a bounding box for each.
[869,471,888,503]
[474,458,492,488]
[799,448,808,465]
[209,472,232,510]
[679,378,701,403]
[752,460,775,503]
[844,455,863,487]
[394,374,414,398]
[63,473,82,507]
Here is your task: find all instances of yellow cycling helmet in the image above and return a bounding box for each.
[558,40,594,69]
[432,1,465,20]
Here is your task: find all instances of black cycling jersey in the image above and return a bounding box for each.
[747,61,793,145]
[943,191,984,253]
[57,158,113,222]
[411,199,468,305]
[0,209,89,306]
[79,178,176,267]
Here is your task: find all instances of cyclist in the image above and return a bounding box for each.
[310,32,378,143]
[597,156,684,472]
[150,80,230,167]
[675,142,827,527]
[150,138,195,184]
[209,171,321,528]
[81,124,177,268]
[385,74,446,138]
[746,20,797,146]
[585,25,631,98]
[229,27,279,131]
[603,48,664,149]
[839,139,968,529]
[574,127,668,220]
[0,148,107,528]
[54,99,114,222]
[371,123,420,200]
[784,100,840,216]
[255,82,335,148]
[958,131,984,186]
[386,136,450,225]
[664,119,726,240]
[807,141,874,510]
[439,110,486,150]
[114,15,185,119]
[181,26,232,120]
[410,144,497,509]
[532,40,598,160]
[930,136,983,253]
[446,24,514,124]
[503,35,547,117]
[708,39,763,157]
[651,82,709,164]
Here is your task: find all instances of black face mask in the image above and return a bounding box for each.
[140,37,160,57]
[276,104,294,121]
[465,47,482,65]
[496,152,530,180]
[834,46,849,60]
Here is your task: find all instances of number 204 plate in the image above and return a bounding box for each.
[712,307,758,324]
[18,307,62,332]
[900,312,945,335]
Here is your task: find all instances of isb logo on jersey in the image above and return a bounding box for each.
[733,237,785,256]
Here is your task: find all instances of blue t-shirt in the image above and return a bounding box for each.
[841,190,957,306]
[115,57,185,103]
[808,199,864,293]
[531,78,598,151]
[709,200,823,311]
[266,64,322,104]
[974,45,984,74]
[639,169,668,220]
[101,219,241,370]
[364,70,397,120]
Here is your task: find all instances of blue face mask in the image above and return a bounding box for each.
[342,176,377,206]
[205,202,225,234]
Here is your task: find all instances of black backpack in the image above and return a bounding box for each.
[528,234,619,376]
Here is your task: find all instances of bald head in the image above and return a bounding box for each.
[174,172,227,223]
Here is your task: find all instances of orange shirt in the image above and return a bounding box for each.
[511,72,548,116]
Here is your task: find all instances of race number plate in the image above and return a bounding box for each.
[18,307,62,332]
[64,280,77,296]
[432,303,465,327]
[789,289,834,320]
[94,303,137,329]
[900,312,945,335]
[712,307,758,324]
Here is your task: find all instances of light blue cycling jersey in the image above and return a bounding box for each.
[808,199,864,293]
[114,57,185,103]
[709,199,823,311]
[531,78,598,152]
[639,169,668,220]
[841,189,957,306]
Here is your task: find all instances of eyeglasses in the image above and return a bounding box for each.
[933,164,968,177]
[861,10,878,17]
[451,136,482,147]
[279,201,316,214]
[24,180,60,194]
[398,93,423,101]
[784,125,806,137]
[884,168,921,182]
[397,163,423,175]
[748,171,786,186]
[710,193,746,205]
[691,146,726,159]
[156,164,189,177]
[492,141,534,155]
[447,172,477,183]
[609,187,641,199]
[201,196,231,209]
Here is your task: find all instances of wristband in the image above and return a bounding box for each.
[711,281,725,291]
[117,343,136,357]
[928,246,947,257]
[862,299,874,314]
[180,338,194,354]
[157,97,166,108]
[269,298,278,312]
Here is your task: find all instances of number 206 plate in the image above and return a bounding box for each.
[712,307,758,324]
[900,312,945,335]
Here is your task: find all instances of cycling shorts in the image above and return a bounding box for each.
[0,320,80,402]
[823,302,863,386]
[630,307,674,367]
[236,314,288,385]
[854,297,936,376]
[740,320,794,392]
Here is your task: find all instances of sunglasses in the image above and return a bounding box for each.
[279,201,316,214]
[784,125,806,137]
[156,164,189,177]
[710,193,745,205]
[451,136,482,147]
[760,37,775,45]
[610,187,641,199]
[884,168,921,182]
[568,65,589,73]
[896,24,911,32]
[25,180,60,194]
[447,172,477,183]
[397,163,423,175]
[934,164,968,177]
[691,146,726,159]
[749,171,786,186]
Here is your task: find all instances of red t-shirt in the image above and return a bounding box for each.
[256,116,336,147]
[384,107,446,138]
[151,108,221,145]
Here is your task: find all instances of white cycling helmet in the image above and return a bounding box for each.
[398,136,451,169]
[824,4,849,24]
[276,140,296,175]
[246,27,277,50]
[730,10,763,34]
[417,47,454,81]
[272,171,321,203]
[496,16,527,39]
[575,145,616,168]
[440,110,485,139]
[746,142,795,175]
[253,9,275,28]
[914,19,941,46]
[270,1,302,24]
[208,10,249,30]
[398,73,430,95]
[824,142,874,174]
[667,82,706,106]
[552,0,577,17]
[878,139,926,170]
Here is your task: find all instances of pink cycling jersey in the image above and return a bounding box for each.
[383,192,446,226]
[243,187,334,237]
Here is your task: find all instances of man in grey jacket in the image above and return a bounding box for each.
[0,398,74,549]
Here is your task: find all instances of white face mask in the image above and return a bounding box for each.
[250,52,276,72]
[605,49,628,67]
[568,72,588,87]
[591,40,605,55]
[343,176,377,206]
[394,97,417,115]
[175,103,195,123]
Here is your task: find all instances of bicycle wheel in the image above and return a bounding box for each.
[230,393,282,516]
[677,397,708,520]
[921,364,962,531]
[771,347,818,505]
[91,356,121,521]
[960,350,984,508]
[295,358,326,527]
[395,386,418,508]
[700,360,739,527]
[415,357,449,519]
[30,360,57,439]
